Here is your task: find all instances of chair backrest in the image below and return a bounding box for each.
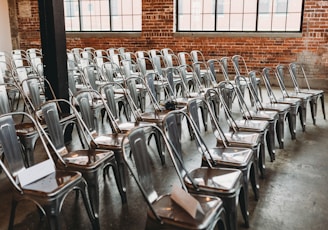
[190,50,206,64]
[288,62,311,92]
[126,126,159,203]
[275,64,291,98]
[101,84,119,119]
[75,91,97,133]
[232,55,249,76]
[101,62,116,82]
[0,115,26,176]
[220,79,254,120]
[261,68,278,103]
[41,102,66,151]
[0,84,11,114]
[219,57,232,81]
[236,74,263,110]
[163,111,216,180]
[151,55,164,77]
[83,64,102,90]
[187,98,230,147]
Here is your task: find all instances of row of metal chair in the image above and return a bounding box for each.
[0,46,325,229]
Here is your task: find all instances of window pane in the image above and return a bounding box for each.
[230,14,243,31]
[258,13,271,31]
[286,12,301,31]
[179,15,191,31]
[243,13,256,31]
[216,13,229,31]
[272,13,286,31]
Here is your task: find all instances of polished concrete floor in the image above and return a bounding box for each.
[0,90,328,230]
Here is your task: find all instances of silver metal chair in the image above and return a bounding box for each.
[39,99,126,217]
[262,67,305,137]
[163,111,249,230]
[210,86,274,175]
[124,124,227,230]
[288,62,326,124]
[223,79,278,164]
[236,74,291,149]
[0,112,99,230]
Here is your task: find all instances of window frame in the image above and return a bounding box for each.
[64,0,142,32]
[175,0,305,33]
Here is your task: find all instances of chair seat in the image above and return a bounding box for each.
[22,170,82,195]
[247,110,278,121]
[209,147,253,167]
[61,149,114,168]
[140,110,172,123]
[289,92,312,100]
[215,131,261,148]
[92,133,127,150]
[15,122,38,135]
[262,103,290,112]
[299,89,324,95]
[149,193,224,229]
[118,121,156,133]
[276,97,302,105]
[234,120,269,131]
[186,167,243,196]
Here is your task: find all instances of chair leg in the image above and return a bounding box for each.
[320,93,326,119]
[266,122,275,162]
[239,187,250,228]
[77,180,100,230]
[276,113,285,149]
[8,199,18,230]
[223,197,239,230]
[84,174,101,218]
[114,150,127,203]
[310,96,318,125]
[250,162,260,201]
[44,204,60,230]
[258,142,266,177]
[108,158,127,203]
[287,108,296,140]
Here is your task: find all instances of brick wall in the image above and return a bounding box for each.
[13,0,328,88]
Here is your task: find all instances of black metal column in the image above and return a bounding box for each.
[38,0,68,103]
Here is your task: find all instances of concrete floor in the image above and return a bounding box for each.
[0,90,328,230]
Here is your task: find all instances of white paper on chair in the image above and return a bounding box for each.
[18,159,56,187]
[170,184,205,219]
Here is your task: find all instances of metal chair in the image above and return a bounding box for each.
[187,97,261,198]
[163,111,249,229]
[124,124,227,230]
[210,85,274,174]
[39,99,125,217]
[0,112,99,230]
[262,67,305,137]
[276,64,314,130]
[288,62,326,124]
[223,80,278,164]
[236,74,291,149]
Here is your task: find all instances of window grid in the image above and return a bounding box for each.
[176,0,304,32]
[64,0,142,32]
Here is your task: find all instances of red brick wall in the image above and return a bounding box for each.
[14,0,328,88]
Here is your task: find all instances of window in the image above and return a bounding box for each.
[64,0,142,32]
[176,0,304,32]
